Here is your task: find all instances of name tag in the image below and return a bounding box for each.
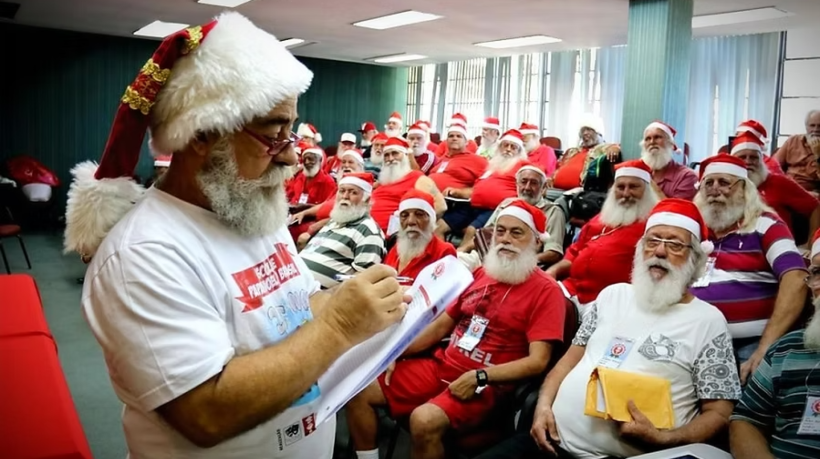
[437,161,449,173]
[797,396,820,435]
[691,256,716,288]
[457,315,488,352]
[298,193,309,204]
[598,336,635,369]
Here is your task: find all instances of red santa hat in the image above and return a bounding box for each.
[614,159,652,183]
[407,122,428,137]
[736,120,768,143]
[372,132,389,143]
[811,228,820,260]
[359,121,377,133]
[644,120,677,140]
[302,146,325,162]
[417,120,432,132]
[515,161,548,182]
[447,114,469,137]
[398,189,436,221]
[338,172,374,194]
[383,136,409,154]
[498,129,525,149]
[340,149,365,165]
[699,154,748,181]
[482,116,501,131]
[645,198,713,254]
[153,155,172,168]
[295,140,312,156]
[497,199,549,242]
[388,111,403,125]
[518,122,540,137]
[297,123,322,143]
[63,12,313,258]
[730,132,764,156]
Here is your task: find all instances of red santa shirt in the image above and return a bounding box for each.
[764,155,784,176]
[757,173,819,230]
[442,268,565,374]
[414,147,440,175]
[323,155,342,178]
[563,215,647,304]
[370,170,425,231]
[470,161,525,211]
[286,170,337,206]
[429,153,488,192]
[528,145,558,176]
[384,235,455,280]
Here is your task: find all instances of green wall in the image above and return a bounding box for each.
[0,23,407,211]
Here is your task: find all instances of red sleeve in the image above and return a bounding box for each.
[466,140,478,154]
[435,142,447,157]
[564,222,593,262]
[671,168,698,201]
[525,281,566,343]
[782,176,819,216]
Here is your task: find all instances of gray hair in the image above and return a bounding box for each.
[806,110,820,126]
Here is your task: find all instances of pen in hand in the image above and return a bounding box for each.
[335,274,414,284]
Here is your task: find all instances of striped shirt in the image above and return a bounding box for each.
[690,212,806,339]
[731,330,820,459]
[299,215,385,289]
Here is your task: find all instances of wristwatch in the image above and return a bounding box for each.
[475,369,489,394]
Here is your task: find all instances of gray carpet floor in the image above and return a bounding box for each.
[8,231,411,459]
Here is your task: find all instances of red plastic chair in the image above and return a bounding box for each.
[430,133,441,144]
[0,206,31,274]
[540,137,562,150]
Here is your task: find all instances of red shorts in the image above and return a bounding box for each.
[377,356,504,431]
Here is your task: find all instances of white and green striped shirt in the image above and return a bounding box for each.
[299,215,385,289]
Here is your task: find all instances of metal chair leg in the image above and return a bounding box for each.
[0,241,10,274]
[17,235,31,269]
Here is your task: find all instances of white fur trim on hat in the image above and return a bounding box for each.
[499,134,524,149]
[154,159,171,167]
[737,125,766,142]
[812,238,820,260]
[519,128,539,136]
[645,122,675,140]
[646,212,702,241]
[399,197,436,221]
[63,161,145,257]
[731,142,762,156]
[614,167,651,183]
[389,116,402,124]
[149,12,313,155]
[516,165,547,181]
[448,125,468,137]
[407,126,427,136]
[482,121,501,131]
[383,144,407,155]
[340,150,364,164]
[338,176,372,194]
[703,162,748,179]
[498,206,548,242]
[303,147,324,159]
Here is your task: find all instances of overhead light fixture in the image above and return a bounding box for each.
[692,7,793,28]
[354,10,442,30]
[197,0,253,7]
[133,20,189,38]
[368,54,427,64]
[474,35,562,49]
[279,38,306,48]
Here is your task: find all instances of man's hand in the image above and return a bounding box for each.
[545,177,555,189]
[545,266,558,279]
[443,187,458,198]
[296,233,311,251]
[291,211,307,225]
[739,349,766,385]
[619,401,662,445]
[448,370,478,400]
[605,145,621,162]
[531,399,560,453]
[809,136,820,156]
[384,361,396,386]
[317,264,410,348]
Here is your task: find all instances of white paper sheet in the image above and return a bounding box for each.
[315,255,473,424]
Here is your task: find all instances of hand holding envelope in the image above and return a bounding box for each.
[584,366,675,432]
[618,400,665,444]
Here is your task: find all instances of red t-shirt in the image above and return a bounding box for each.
[428,153,488,191]
[470,161,525,210]
[435,139,479,157]
[384,235,455,280]
[528,145,558,176]
[371,170,425,231]
[563,216,647,304]
[323,156,341,177]
[285,170,337,206]
[758,173,819,229]
[764,155,784,176]
[443,268,565,374]
[552,149,588,190]
[414,150,440,174]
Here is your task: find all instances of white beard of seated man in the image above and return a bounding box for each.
[487,143,525,175]
[379,153,412,185]
[640,135,674,172]
[482,234,539,285]
[329,195,370,224]
[598,179,659,228]
[396,214,434,265]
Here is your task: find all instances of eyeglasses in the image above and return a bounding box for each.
[242,128,300,156]
[701,177,743,193]
[644,237,691,255]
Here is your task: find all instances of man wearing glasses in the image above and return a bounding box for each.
[692,154,807,385]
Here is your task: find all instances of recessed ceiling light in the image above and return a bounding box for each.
[475,35,562,49]
[279,38,306,48]
[133,20,189,38]
[197,0,253,7]
[369,54,427,64]
[692,7,793,28]
[354,10,442,30]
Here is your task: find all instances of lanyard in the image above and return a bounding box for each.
[471,281,513,322]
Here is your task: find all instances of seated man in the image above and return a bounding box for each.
[773,109,820,194]
[384,190,456,280]
[407,122,440,174]
[299,173,384,288]
[641,121,698,200]
[287,146,337,241]
[476,116,501,159]
[346,200,567,459]
[693,154,807,383]
[324,132,357,178]
[459,163,566,270]
[296,122,322,147]
[729,229,820,459]
[338,149,367,176]
[546,160,659,311]
[478,198,742,459]
[548,115,621,191]
[434,113,479,157]
[735,119,783,176]
[364,132,388,175]
[520,122,557,176]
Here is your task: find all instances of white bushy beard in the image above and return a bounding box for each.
[581,134,599,148]
[379,155,412,185]
[694,189,745,233]
[488,149,525,173]
[197,137,289,237]
[599,186,658,227]
[483,238,538,285]
[371,151,384,165]
[330,199,369,224]
[397,222,433,264]
[525,138,540,153]
[303,163,321,178]
[641,145,673,171]
[519,187,544,205]
[385,127,403,138]
[411,138,429,156]
[747,161,769,187]
[804,297,820,350]
[631,247,698,313]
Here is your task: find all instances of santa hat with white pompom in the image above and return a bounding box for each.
[645,198,714,255]
[497,199,550,243]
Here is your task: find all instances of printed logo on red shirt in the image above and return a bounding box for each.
[232,242,302,312]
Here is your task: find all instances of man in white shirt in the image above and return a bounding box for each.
[476,198,742,459]
[63,13,407,459]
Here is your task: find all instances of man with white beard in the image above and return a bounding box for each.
[479,199,741,459]
[730,227,820,459]
[286,146,337,241]
[365,132,388,170]
[358,121,378,158]
[547,159,659,312]
[300,173,385,289]
[385,111,404,138]
[296,122,322,147]
[730,132,820,241]
[692,154,807,384]
[519,122,558,176]
[774,109,820,193]
[640,121,698,200]
[406,122,440,174]
[347,199,566,459]
[734,119,784,175]
[63,12,408,458]
[476,116,502,159]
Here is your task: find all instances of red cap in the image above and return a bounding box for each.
[482,116,501,130]
[450,113,468,127]
[737,120,768,142]
[730,132,764,155]
[497,199,548,241]
[699,154,748,180]
[359,121,377,133]
[646,198,713,253]
[518,122,539,136]
[645,120,677,139]
[407,122,428,137]
[383,136,410,153]
[614,159,652,183]
[399,189,436,220]
[388,112,403,124]
[372,132,389,143]
[499,129,525,149]
[338,172,374,193]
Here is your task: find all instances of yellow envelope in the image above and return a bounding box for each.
[583,366,675,429]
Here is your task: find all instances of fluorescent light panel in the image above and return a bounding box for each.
[197,0,253,7]
[279,38,306,48]
[692,7,792,28]
[475,35,562,49]
[354,10,442,30]
[133,20,189,38]
[370,54,427,64]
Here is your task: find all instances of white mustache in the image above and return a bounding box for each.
[644,256,673,272]
[494,243,521,254]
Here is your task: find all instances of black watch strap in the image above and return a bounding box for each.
[476,369,489,387]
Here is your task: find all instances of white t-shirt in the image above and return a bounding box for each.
[82,188,335,459]
[552,283,742,459]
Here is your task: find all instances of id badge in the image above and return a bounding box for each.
[797,396,820,435]
[457,315,489,352]
[598,336,635,369]
[298,193,309,204]
[437,161,449,173]
[691,257,717,288]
